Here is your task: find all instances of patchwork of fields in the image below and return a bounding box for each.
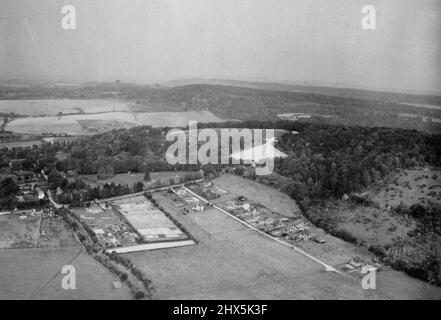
[1,174,440,299]
[109,175,439,299]
[5,109,224,135]
[126,184,441,299]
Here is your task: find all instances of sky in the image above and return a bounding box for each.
[0,0,440,93]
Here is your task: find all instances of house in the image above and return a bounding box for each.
[192,203,204,212]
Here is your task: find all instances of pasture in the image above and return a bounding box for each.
[0,140,42,149]
[6,109,224,135]
[0,99,131,116]
[0,246,132,299]
[0,209,131,299]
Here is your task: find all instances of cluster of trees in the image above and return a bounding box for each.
[0,177,19,198]
[197,120,441,207]
[393,204,441,238]
[4,119,440,209]
[56,182,133,205]
[0,126,203,191]
[0,177,19,210]
[276,124,440,205]
[384,204,441,286]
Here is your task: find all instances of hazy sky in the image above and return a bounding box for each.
[1,0,440,93]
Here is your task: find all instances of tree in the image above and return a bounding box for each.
[48,169,67,190]
[133,181,144,192]
[0,177,19,198]
[134,291,145,300]
[1,112,16,132]
[97,165,114,180]
[362,171,372,187]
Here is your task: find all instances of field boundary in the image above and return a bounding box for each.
[106,240,196,253]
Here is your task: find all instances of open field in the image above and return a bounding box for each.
[126,190,441,299]
[212,174,301,218]
[0,246,132,300]
[0,211,42,249]
[133,110,224,127]
[6,110,224,135]
[38,215,78,248]
[400,102,441,111]
[0,209,132,299]
[0,99,131,116]
[372,169,441,208]
[0,140,43,149]
[0,210,78,249]
[187,181,228,200]
[308,202,416,248]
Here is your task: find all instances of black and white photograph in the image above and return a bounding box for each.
[1,0,441,305]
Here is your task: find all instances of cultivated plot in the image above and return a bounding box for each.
[111,195,188,242]
[71,203,141,248]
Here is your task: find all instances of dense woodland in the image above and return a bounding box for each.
[198,120,441,205]
[2,120,440,206]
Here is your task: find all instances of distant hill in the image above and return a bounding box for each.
[2,79,441,133]
[165,78,441,106]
